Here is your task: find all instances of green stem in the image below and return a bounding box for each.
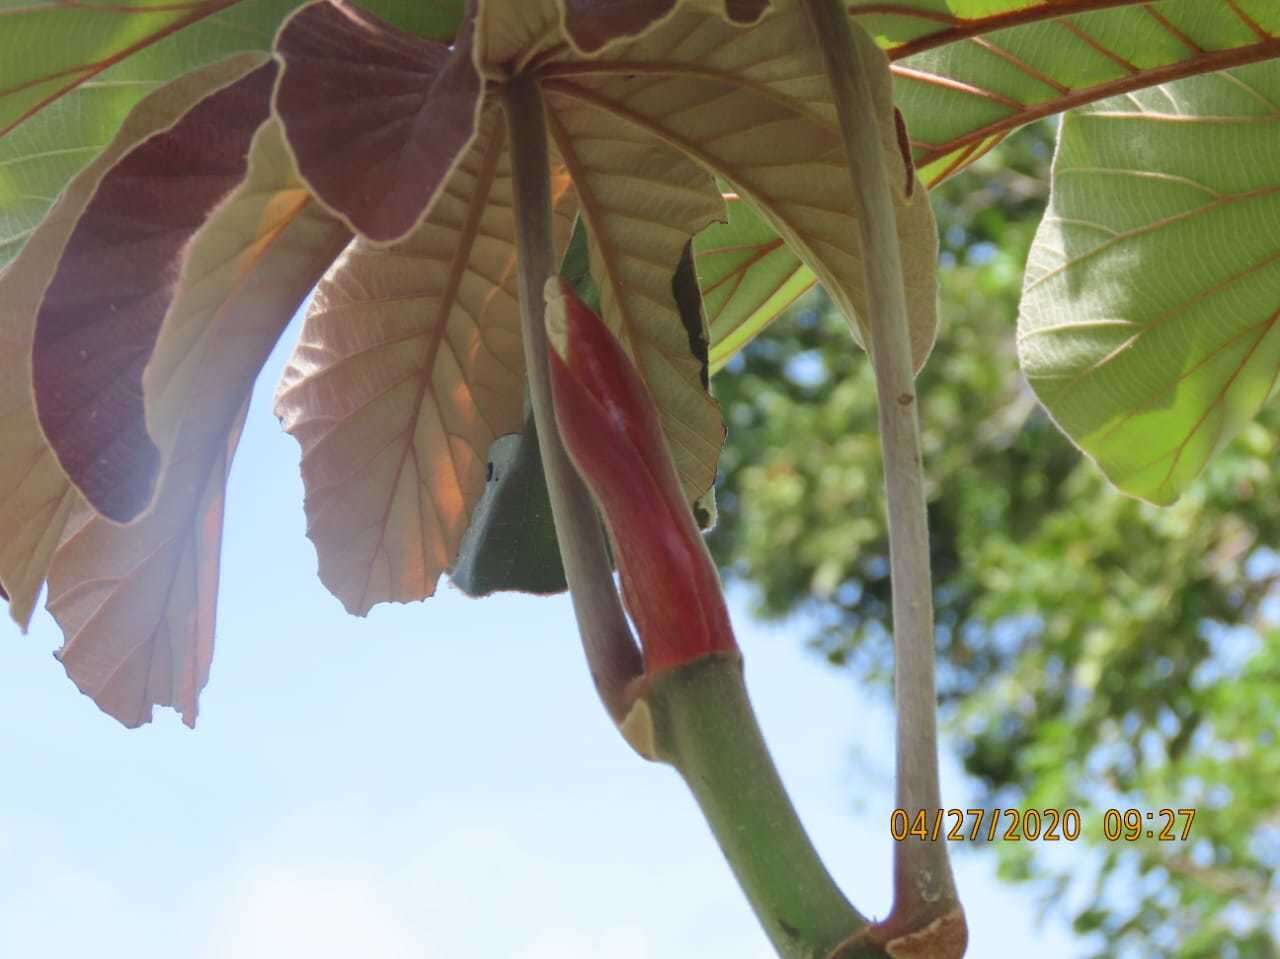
[799,0,964,952]
[504,73,644,725]
[645,655,876,959]
[508,63,876,959]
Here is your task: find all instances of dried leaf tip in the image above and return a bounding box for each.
[544,276,571,360]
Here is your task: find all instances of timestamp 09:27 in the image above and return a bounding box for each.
[889,807,1197,843]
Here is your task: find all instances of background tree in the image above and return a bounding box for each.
[711,123,1280,959]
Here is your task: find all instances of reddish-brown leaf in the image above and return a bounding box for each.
[272,0,484,243]
[0,55,267,629]
[50,403,247,729]
[31,62,278,523]
[49,116,349,729]
[274,111,576,615]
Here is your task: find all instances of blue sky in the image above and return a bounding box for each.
[0,322,1085,958]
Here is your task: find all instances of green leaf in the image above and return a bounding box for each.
[706,0,1280,364]
[695,193,817,373]
[860,0,1280,185]
[449,217,593,598]
[450,410,568,597]
[0,0,464,269]
[0,0,290,269]
[1018,61,1280,504]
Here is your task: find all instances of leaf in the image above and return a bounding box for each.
[449,411,567,596]
[16,59,346,726]
[55,114,350,728]
[273,106,577,614]
[47,402,247,729]
[31,61,279,523]
[0,54,263,630]
[271,0,484,242]
[270,0,731,613]
[539,0,938,371]
[851,0,1280,185]
[1018,62,1280,505]
[0,0,248,140]
[56,123,346,731]
[695,194,817,373]
[0,0,465,270]
[559,0,770,54]
[702,0,1280,363]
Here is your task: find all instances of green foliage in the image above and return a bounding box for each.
[1020,62,1280,505]
[4,0,1280,951]
[712,123,1280,957]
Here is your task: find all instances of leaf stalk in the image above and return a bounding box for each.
[503,73,644,726]
[800,0,965,953]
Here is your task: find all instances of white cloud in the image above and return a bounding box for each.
[511,927,653,959]
[203,867,421,959]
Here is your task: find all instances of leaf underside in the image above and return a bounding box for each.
[270,0,735,613]
[695,194,818,374]
[1,53,352,729]
[1018,60,1280,505]
[10,0,1279,725]
[273,107,576,615]
[862,1,1280,185]
[0,55,265,633]
[702,0,1280,370]
[0,0,465,270]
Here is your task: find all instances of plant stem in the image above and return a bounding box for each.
[504,73,644,725]
[646,654,876,959]
[800,0,964,952]
[508,63,878,959]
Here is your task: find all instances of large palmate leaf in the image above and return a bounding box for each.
[264,0,729,613]
[1018,61,1280,505]
[0,0,463,269]
[0,55,262,631]
[267,0,935,611]
[50,118,349,728]
[9,56,349,726]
